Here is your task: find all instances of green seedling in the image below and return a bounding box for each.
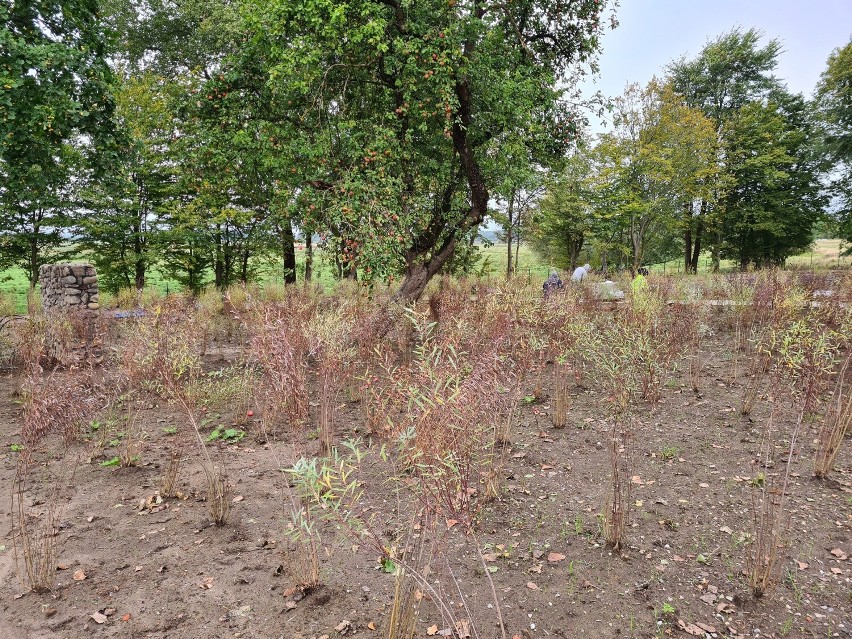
[10,443,23,452]
[751,472,765,488]
[660,446,678,460]
[207,427,246,443]
[162,426,177,435]
[380,556,396,573]
[100,456,120,467]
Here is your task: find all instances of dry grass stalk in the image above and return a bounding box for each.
[814,352,852,478]
[160,448,182,497]
[552,358,571,428]
[603,411,633,551]
[11,461,64,593]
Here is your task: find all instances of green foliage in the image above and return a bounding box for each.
[221,0,613,299]
[206,427,246,443]
[0,0,119,284]
[814,39,852,249]
[719,93,826,267]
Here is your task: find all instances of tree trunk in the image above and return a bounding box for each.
[134,219,146,290]
[514,232,520,272]
[214,226,224,288]
[689,221,703,273]
[304,233,313,282]
[240,249,250,283]
[280,219,296,284]
[506,187,516,279]
[711,228,721,273]
[395,236,460,303]
[28,226,39,288]
[394,75,488,303]
[684,225,692,273]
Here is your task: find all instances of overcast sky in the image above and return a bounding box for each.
[580,0,852,131]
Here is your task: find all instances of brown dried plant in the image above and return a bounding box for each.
[814,349,852,478]
[747,314,841,597]
[133,298,232,525]
[12,328,100,592]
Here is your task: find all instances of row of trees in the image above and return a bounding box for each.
[2,2,849,300]
[527,29,852,274]
[1,0,614,299]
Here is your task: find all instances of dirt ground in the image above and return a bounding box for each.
[1,328,850,639]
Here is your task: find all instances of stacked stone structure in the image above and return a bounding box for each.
[38,264,102,364]
[39,264,100,311]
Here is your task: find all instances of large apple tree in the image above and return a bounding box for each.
[222,0,614,300]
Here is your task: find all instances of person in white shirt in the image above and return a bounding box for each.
[571,263,591,282]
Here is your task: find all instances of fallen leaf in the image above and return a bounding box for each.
[199,577,214,589]
[120,613,131,622]
[547,552,566,563]
[700,593,717,604]
[455,619,471,639]
[334,620,350,633]
[719,526,733,534]
[446,519,458,529]
[73,569,87,581]
[526,581,539,590]
[56,563,70,571]
[830,567,843,575]
[367,621,376,631]
[426,625,438,636]
[796,560,809,570]
[631,475,643,485]
[830,548,848,560]
[232,495,244,503]
[481,553,498,562]
[91,612,108,625]
[677,619,705,636]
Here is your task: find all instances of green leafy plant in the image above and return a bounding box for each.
[206,427,246,443]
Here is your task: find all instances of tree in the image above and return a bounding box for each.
[669,28,783,270]
[78,72,177,292]
[529,150,594,271]
[592,80,718,274]
[720,93,826,268]
[814,39,852,249]
[231,0,614,301]
[0,0,117,286]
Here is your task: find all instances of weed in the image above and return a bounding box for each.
[206,427,246,443]
[660,445,678,461]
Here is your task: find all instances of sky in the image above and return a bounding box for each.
[580,0,852,131]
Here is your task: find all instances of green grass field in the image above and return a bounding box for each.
[1,238,848,314]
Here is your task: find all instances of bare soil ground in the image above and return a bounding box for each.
[1,328,850,639]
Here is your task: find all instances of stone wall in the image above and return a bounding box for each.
[39,264,100,311]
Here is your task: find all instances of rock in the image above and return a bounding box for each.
[87,303,100,310]
[82,276,98,285]
[60,275,77,285]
